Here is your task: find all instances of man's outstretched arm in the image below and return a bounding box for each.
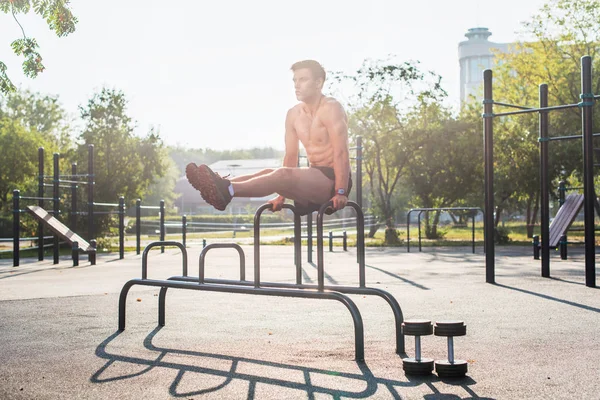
[322,101,350,211]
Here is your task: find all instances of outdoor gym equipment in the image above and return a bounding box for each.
[401,319,434,375]
[406,207,483,254]
[434,321,468,378]
[483,55,596,287]
[118,200,405,361]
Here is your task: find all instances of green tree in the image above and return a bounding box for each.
[0,117,51,211]
[0,88,72,150]
[76,88,166,237]
[1,0,77,94]
[404,100,482,238]
[329,57,447,243]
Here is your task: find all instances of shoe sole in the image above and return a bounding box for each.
[197,164,228,211]
[185,163,203,192]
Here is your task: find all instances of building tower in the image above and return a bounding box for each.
[458,27,509,104]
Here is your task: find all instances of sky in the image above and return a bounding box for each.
[0,0,548,151]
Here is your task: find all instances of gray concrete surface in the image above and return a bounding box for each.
[0,244,598,399]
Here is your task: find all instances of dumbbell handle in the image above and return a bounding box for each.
[415,336,422,361]
[447,337,454,363]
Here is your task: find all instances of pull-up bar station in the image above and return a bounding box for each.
[483,55,596,288]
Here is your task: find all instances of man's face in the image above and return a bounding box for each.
[293,68,322,101]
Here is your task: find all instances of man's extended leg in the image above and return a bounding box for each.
[194,165,334,211]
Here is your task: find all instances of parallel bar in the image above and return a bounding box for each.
[581,56,596,288]
[165,275,404,354]
[70,163,78,233]
[492,101,534,110]
[19,196,56,201]
[87,144,94,242]
[160,200,165,253]
[539,84,550,278]
[53,153,59,265]
[483,69,495,284]
[120,278,365,361]
[119,197,125,259]
[38,147,44,262]
[93,202,120,207]
[13,190,20,267]
[136,199,141,255]
[356,136,363,208]
[494,102,579,117]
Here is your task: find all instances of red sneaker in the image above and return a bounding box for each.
[196,164,232,211]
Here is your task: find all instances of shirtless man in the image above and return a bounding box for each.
[186,59,351,215]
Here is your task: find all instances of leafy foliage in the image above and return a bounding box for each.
[478,0,600,226]
[75,88,166,236]
[1,0,78,94]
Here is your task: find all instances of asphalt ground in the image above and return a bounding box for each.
[0,244,598,399]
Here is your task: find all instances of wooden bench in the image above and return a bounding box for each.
[26,206,96,266]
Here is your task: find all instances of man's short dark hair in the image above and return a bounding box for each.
[291,60,326,82]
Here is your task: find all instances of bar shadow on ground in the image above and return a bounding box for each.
[92,327,485,399]
[494,283,600,312]
[365,264,430,290]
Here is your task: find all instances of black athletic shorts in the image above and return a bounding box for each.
[293,166,353,216]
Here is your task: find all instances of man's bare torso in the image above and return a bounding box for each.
[290,96,345,168]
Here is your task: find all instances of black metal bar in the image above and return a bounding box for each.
[88,144,94,242]
[53,153,59,265]
[167,275,404,354]
[70,163,77,232]
[581,56,596,288]
[182,215,187,248]
[560,235,567,260]
[356,136,363,209]
[317,203,328,292]
[558,181,566,207]
[120,278,365,361]
[492,101,534,110]
[294,211,301,285]
[36,147,44,262]
[160,200,165,253]
[18,196,55,201]
[406,211,411,252]
[418,211,423,252]
[472,214,475,254]
[199,243,245,283]
[13,190,20,267]
[307,212,313,263]
[141,241,187,280]
[483,69,495,284]
[254,203,298,288]
[329,231,333,252]
[119,196,125,259]
[494,102,580,117]
[343,231,347,251]
[545,135,582,141]
[539,83,550,278]
[72,241,79,267]
[136,199,141,255]
[89,239,96,265]
[533,235,540,259]
[93,202,120,207]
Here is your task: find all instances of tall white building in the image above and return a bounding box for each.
[458,27,510,104]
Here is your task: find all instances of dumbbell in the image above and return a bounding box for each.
[401,319,434,375]
[434,321,468,378]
